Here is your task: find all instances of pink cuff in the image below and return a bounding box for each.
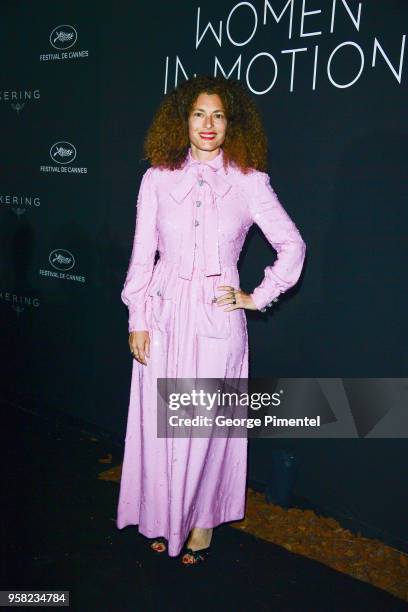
[250,289,280,313]
[128,303,148,332]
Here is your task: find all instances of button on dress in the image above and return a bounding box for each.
[116,146,306,557]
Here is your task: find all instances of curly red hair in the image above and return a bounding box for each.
[143,75,268,174]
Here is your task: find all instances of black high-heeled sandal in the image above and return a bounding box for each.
[180,545,211,565]
[149,536,167,553]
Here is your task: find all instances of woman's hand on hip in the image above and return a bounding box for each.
[216,285,258,311]
[129,330,150,365]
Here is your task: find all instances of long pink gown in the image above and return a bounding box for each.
[116,146,306,557]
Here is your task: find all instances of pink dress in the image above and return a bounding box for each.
[116,146,306,557]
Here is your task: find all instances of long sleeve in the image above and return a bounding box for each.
[121,167,158,332]
[248,171,306,312]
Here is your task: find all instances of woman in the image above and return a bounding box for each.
[116,75,306,565]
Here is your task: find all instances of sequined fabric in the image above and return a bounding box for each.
[116,146,306,557]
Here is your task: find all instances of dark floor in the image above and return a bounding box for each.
[2,407,407,612]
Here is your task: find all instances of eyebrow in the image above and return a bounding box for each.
[193,108,225,113]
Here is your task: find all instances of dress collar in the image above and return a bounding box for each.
[170,146,231,203]
[185,146,224,171]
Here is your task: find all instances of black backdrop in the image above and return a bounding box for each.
[1,1,407,549]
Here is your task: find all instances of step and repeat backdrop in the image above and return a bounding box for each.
[1,1,407,544]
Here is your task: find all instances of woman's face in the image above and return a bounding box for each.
[188,92,227,153]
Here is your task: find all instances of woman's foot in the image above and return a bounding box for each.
[149,537,167,553]
[181,527,213,564]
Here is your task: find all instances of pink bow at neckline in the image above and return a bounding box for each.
[169,160,232,280]
[169,159,232,202]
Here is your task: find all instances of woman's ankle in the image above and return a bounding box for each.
[187,527,213,550]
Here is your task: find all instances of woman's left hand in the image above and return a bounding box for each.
[215,285,258,311]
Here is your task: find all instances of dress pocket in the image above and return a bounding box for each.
[196,295,231,339]
[147,284,174,333]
